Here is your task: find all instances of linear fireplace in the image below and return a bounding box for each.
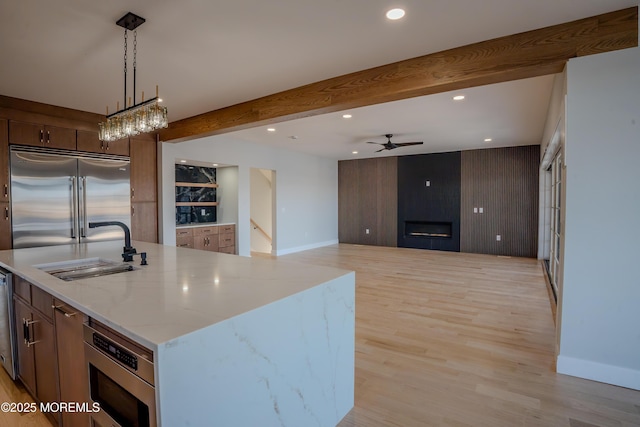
[404,221,452,238]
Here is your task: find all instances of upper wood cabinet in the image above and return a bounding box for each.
[77,130,130,156]
[0,119,8,202]
[130,134,158,243]
[9,120,76,150]
[130,134,157,203]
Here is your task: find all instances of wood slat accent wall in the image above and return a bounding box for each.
[338,157,397,246]
[460,145,540,257]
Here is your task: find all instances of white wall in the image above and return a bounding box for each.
[217,166,239,224]
[557,47,640,390]
[537,71,566,260]
[160,136,338,256]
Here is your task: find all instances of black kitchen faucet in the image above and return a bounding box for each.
[88,221,146,264]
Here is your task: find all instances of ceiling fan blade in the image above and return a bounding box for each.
[394,142,423,147]
[366,141,383,145]
[375,148,386,153]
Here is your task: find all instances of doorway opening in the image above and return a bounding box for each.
[250,168,275,256]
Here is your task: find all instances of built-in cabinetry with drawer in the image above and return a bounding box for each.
[176,224,235,255]
[13,276,60,425]
[12,275,90,427]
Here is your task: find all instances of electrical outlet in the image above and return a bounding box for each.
[473,207,478,213]
[365,228,370,234]
[496,235,501,241]
[479,207,484,214]
[426,180,431,187]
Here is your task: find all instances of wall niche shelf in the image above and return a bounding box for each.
[175,164,218,225]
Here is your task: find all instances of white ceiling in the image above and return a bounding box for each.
[1,1,636,160]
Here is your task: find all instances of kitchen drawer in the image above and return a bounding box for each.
[218,224,235,234]
[193,226,219,236]
[176,228,194,238]
[31,285,54,322]
[176,236,194,248]
[13,276,31,303]
[218,245,236,254]
[219,233,235,248]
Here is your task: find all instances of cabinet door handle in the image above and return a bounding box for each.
[24,319,40,346]
[39,130,44,144]
[46,130,51,144]
[4,206,8,220]
[3,184,7,198]
[106,141,110,151]
[131,188,135,199]
[22,318,29,344]
[132,205,135,216]
[53,305,77,317]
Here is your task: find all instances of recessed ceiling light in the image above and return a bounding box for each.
[180,160,187,163]
[453,95,465,101]
[267,128,276,132]
[212,163,218,167]
[484,138,493,142]
[289,135,299,140]
[158,98,163,103]
[386,8,405,20]
[352,151,358,154]
[342,114,352,119]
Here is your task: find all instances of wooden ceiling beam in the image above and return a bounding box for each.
[160,7,638,142]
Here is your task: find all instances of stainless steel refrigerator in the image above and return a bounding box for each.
[10,147,131,249]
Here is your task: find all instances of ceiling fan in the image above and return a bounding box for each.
[367,134,423,152]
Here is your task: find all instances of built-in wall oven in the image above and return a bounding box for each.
[84,320,156,427]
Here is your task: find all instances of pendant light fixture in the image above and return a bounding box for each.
[98,12,168,142]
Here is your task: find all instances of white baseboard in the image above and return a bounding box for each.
[557,355,640,390]
[274,239,339,256]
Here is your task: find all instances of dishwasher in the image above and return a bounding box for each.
[0,268,17,380]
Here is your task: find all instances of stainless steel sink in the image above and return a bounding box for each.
[35,258,136,281]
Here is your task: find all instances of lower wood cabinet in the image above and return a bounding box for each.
[194,225,219,251]
[54,299,90,427]
[13,278,60,425]
[176,224,235,254]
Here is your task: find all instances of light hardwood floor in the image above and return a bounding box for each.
[2,244,639,426]
[0,366,53,426]
[280,244,640,427]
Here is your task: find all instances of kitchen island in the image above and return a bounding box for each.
[0,241,355,427]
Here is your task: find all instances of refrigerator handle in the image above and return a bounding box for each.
[81,177,88,238]
[70,177,78,239]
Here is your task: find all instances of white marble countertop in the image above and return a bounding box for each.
[0,241,351,351]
